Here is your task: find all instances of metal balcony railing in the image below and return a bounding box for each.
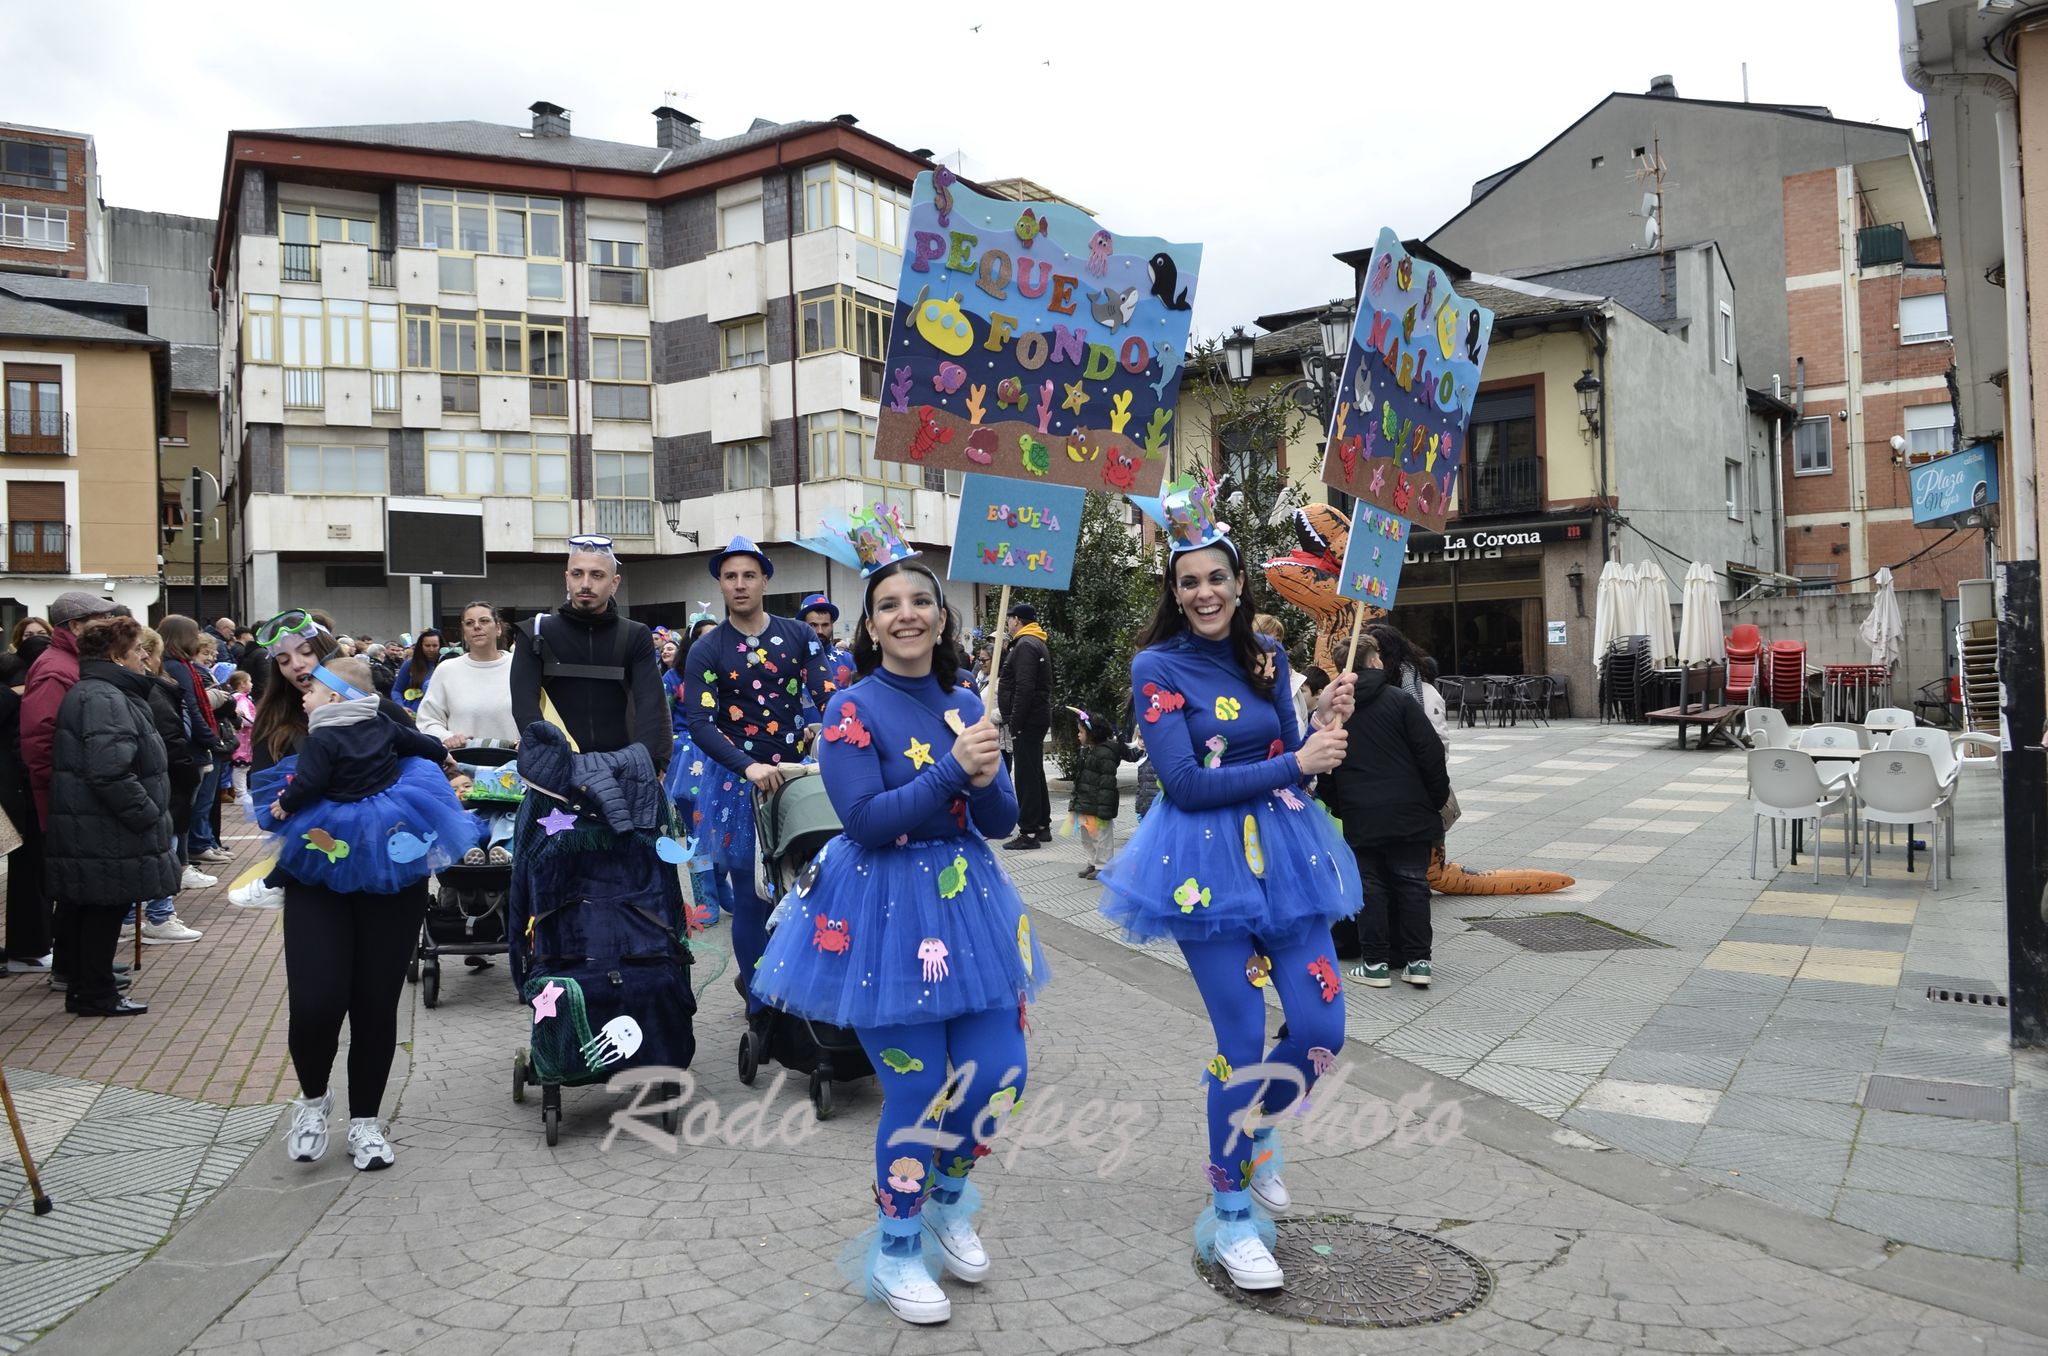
[371,371,399,412]
[370,250,396,288]
[4,408,66,454]
[1465,457,1542,517]
[9,521,69,573]
[592,498,654,537]
[282,367,323,408]
[280,242,319,283]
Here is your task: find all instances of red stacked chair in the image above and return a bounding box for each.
[1725,623,1764,705]
[1767,640,1808,721]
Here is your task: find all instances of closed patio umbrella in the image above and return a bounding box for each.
[1634,560,1677,666]
[1677,561,1725,666]
[1593,560,1628,659]
[1859,566,1904,669]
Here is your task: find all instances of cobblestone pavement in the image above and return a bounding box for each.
[5,722,2047,1353]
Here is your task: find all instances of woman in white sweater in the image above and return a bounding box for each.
[416,602,518,747]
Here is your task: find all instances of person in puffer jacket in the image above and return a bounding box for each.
[1065,706,1136,881]
[45,616,178,1016]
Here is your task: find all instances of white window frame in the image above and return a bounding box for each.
[721,318,767,369]
[1725,460,1743,520]
[1793,416,1832,477]
[1899,292,1950,345]
[719,197,765,249]
[0,202,68,249]
[1717,302,1735,365]
[722,439,771,490]
[284,443,388,496]
[1901,403,1956,462]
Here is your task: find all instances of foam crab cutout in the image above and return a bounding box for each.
[1258,504,1573,898]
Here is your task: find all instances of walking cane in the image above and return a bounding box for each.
[0,1065,53,1214]
[132,901,143,972]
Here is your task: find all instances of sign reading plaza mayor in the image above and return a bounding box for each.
[947,473,1088,589]
[1318,228,1496,535]
[1909,441,1999,527]
[873,170,1200,497]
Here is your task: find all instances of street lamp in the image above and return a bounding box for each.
[659,498,700,546]
[1574,368,1603,440]
[1222,326,1257,385]
[1316,301,1354,370]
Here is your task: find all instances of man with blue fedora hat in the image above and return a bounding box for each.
[682,535,828,1013]
[797,591,856,711]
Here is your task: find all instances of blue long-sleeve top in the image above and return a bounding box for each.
[682,616,825,776]
[390,659,433,713]
[806,644,858,711]
[817,666,1017,847]
[1132,631,1306,812]
[662,667,688,738]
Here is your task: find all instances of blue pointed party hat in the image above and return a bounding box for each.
[794,500,921,576]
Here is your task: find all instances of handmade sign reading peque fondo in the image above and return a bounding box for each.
[874,170,1199,498]
[947,474,1086,589]
[1318,228,1495,534]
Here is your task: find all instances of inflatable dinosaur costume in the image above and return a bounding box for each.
[1263,503,1573,897]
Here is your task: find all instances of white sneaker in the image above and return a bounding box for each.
[286,1091,331,1162]
[461,846,487,865]
[4,952,53,974]
[347,1117,395,1171]
[870,1247,949,1324]
[141,917,203,944]
[180,866,218,890]
[1215,1232,1284,1290]
[1249,1155,1291,1216]
[229,880,284,909]
[922,1204,990,1282]
[196,847,234,865]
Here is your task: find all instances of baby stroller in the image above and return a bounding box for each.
[507,725,694,1146]
[738,765,873,1119]
[410,743,519,1008]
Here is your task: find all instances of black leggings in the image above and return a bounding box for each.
[282,879,429,1120]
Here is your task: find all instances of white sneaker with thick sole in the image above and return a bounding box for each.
[1249,1161,1291,1216]
[870,1249,949,1324]
[347,1118,395,1171]
[922,1206,990,1282]
[180,866,218,891]
[141,917,203,944]
[1215,1233,1284,1290]
[229,880,284,909]
[286,1091,331,1162]
[196,847,234,865]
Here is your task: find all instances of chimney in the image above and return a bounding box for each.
[529,100,571,138]
[1647,74,1677,99]
[653,106,701,150]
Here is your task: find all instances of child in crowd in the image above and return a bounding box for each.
[256,658,479,891]
[229,671,256,810]
[1065,706,1136,881]
[448,761,519,865]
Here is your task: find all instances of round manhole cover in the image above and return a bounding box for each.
[1194,1216,1491,1327]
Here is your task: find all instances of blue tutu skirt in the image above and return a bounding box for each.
[1097,786,1360,944]
[662,734,708,825]
[258,758,483,893]
[751,833,1048,1029]
[691,763,755,871]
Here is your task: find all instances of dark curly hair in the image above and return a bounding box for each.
[1133,543,1275,698]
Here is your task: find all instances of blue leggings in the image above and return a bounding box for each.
[1179,928,1346,1189]
[722,867,768,1013]
[856,1007,1029,1219]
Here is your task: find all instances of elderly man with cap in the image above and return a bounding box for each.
[21,589,124,990]
[681,536,826,1013]
[511,535,668,771]
[998,601,1054,850]
[798,591,856,711]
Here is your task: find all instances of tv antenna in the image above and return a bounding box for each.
[1631,138,1671,300]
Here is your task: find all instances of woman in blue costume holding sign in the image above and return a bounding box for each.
[1097,472,1359,1293]
[753,505,1047,1327]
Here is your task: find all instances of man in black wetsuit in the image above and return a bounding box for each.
[511,536,669,772]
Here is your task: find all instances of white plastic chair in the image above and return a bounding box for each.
[1882,728,1961,791]
[1855,750,1954,887]
[1742,707,1796,750]
[1863,707,1915,733]
[1800,724,1874,753]
[1747,748,1857,883]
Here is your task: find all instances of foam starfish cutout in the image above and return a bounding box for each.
[904,737,935,770]
[1061,380,1088,415]
[531,979,564,1024]
[538,807,578,836]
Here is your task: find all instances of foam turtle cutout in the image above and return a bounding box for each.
[1260,504,1573,897]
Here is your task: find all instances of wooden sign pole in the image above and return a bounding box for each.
[1341,603,1369,675]
[984,584,1014,694]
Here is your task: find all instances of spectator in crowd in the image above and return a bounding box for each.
[997,603,1053,850]
[10,616,51,653]
[418,602,518,748]
[129,626,204,945]
[159,615,230,883]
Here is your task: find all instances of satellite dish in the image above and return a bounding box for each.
[1639,192,1658,219]
[1644,213,1661,248]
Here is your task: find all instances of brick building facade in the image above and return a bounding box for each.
[0,123,100,280]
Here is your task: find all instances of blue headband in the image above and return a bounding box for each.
[312,665,371,701]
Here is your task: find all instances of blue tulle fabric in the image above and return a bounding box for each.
[662,733,708,824]
[1194,1188,1277,1262]
[837,1211,942,1294]
[1097,787,1360,943]
[255,757,482,892]
[750,832,1047,1029]
[690,763,754,871]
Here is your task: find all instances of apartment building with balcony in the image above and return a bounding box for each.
[0,276,167,624]
[0,122,103,281]
[210,102,957,636]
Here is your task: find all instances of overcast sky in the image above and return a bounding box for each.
[15,0,1921,336]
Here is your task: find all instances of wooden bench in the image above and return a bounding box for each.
[1646,703,1745,750]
